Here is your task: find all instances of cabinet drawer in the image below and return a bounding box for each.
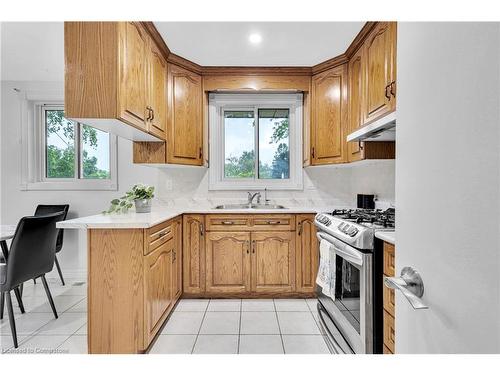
[383,310,395,353]
[205,215,250,231]
[146,220,174,254]
[252,215,295,231]
[383,242,395,276]
[383,282,395,317]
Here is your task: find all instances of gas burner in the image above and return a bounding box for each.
[331,208,395,229]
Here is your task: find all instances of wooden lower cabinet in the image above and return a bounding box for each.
[87,216,182,354]
[383,241,396,353]
[183,214,205,294]
[144,238,173,344]
[251,232,295,293]
[172,217,183,299]
[183,214,316,298]
[205,232,251,293]
[296,214,318,293]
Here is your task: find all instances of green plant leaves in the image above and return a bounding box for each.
[103,184,155,214]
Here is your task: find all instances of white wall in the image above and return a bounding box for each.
[396,22,500,353]
[1,81,395,278]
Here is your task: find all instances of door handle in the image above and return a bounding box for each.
[221,221,234,225]
[266,220,281,225]
[384,267,428,310]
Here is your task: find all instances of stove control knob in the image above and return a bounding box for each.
[349,228,359,237]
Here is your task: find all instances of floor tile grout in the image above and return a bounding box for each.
[272,299,286,354]
[190,298,210,354]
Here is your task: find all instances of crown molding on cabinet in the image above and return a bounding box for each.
[143,21,380,78]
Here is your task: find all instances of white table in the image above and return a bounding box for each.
[1,224,16,260]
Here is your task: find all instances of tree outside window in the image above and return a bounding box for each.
[44,108,110,180]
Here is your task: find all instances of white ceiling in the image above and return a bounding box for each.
[154,22,364,66]
[1,22,64,81]
[0,22,364,82]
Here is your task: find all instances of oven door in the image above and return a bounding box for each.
[316,231,373,354]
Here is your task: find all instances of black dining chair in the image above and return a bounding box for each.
[34,204,69,285]
[0,211,66,348]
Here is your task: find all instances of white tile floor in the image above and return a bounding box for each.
[0,279,330,354]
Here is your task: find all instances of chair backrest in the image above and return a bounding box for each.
[4,212,66,290]
[34,204,69,253]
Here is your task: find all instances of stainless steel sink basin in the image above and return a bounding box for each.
[214,204,286,210]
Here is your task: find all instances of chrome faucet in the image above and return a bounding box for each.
[247,192,261,205]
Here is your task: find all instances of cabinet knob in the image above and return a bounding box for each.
[298,222,303,236]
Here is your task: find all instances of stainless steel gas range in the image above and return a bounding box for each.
[314,209,395,354]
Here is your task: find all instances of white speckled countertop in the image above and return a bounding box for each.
[375,231,395,245]
[57,205,331,229]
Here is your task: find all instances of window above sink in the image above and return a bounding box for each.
[208,93,303,190]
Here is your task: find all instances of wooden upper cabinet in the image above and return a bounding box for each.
[295,214,318,293]
[347,47,364,162]
[147,40,167,140]
[205,232,251,293]
[251,231,295,293]
[120,22,148,131]
[144,238,173,344]
[183,215,205,294]
[167,64,203,165]
[64,22,164,141]
[362,22,397,125]
[310,64,348,165]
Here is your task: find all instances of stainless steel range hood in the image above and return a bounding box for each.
[347,112,396,142]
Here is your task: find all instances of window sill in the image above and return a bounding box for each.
[209,180,303,191]
[20,181,118,191]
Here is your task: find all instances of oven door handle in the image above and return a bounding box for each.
[316,232,364,267]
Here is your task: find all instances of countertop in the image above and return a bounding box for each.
[375,230,395,245]
[57,205,328,229]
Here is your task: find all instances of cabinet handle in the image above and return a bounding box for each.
[311,147,315,159]
[390,81,396,98]
[384,84,391,100]
[266,220,281,225]
[151,108,155,121]
[199,147,203,159]
[221,221,234,225]
[298,222,303,236]
[158,229,170,238]
[199,223,204,236]
[145,106,151,121]
[246,240,250,254]
[172,250,176,262]
[252,240,256,254]
[359,141,364,150]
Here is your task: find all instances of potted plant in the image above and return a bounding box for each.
[104,184,155,214]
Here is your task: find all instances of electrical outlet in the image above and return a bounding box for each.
[165,179,173,191]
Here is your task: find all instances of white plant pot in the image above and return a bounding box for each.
[134,199,152,213]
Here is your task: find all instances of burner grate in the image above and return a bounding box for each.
[331,208,395,228]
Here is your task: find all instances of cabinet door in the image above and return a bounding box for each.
[183,215,205,294]
[119,22,148,131]
[295,215,318,293]
[167,64,203,165]
[347,47,364,162]
[205,232,251,293]
[251,231,295,293]
[144,238,173,344]
[148,42,167,140]
[311,64,348,165]
[362,22,395,124]
[172,217,183,300]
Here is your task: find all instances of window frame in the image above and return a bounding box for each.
[20,96,118,191]
[209,93,303,191]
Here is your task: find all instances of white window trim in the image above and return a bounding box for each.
[19,89,118,191]
[209,93,303,190]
